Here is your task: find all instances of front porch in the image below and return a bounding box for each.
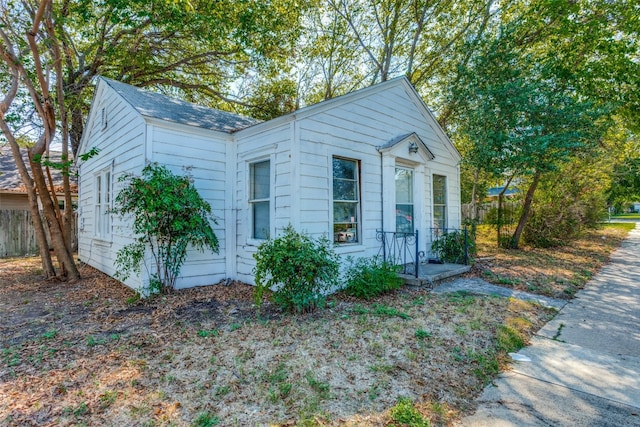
[399,262,471,288]
[376,228,472,288]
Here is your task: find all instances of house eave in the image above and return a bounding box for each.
[143,116,235,141]
[377,132,436,160]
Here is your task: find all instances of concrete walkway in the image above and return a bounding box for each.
[432,278,567,311]
[446,223,640,426]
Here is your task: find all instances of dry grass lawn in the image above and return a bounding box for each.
[0,223,633,426]
[471,223,635,298]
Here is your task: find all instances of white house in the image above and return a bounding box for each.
[77,77,462,291]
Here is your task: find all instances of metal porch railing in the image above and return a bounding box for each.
[376,229,420,278]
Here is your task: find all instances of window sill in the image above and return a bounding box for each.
[245,238,267,247]
[334,243,366,255]
[93,238,113,247]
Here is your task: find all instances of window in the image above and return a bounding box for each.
[395,167,414,233]
[333,157,360,244]
[433,174,447,230]
[95,169,111,238]
[101,107,108,130]
[250,160,270,239]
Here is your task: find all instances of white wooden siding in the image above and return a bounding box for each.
[234,123,291,284]
[149,124,231,288]
[80,76,460,291]
[78,81,147,291]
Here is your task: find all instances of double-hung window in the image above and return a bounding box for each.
[395,167,414,233]
[249,160,270,240]
[333,157,360,244]
[95,169,111,239]
[433,174,447,230]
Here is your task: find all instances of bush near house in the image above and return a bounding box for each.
[343,256,403,299]
[253,225,340,313]
[112,163,219,295]
[431,229,476,264]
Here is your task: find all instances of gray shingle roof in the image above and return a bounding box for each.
[0,146,76,192]
[101,77,260,133]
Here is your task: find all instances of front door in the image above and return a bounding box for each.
[395,167,414,233]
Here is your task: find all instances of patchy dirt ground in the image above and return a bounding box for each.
[0,257,556,427]
[471,223,635,299]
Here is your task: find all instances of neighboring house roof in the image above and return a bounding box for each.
[0,146,77,193]
[101,77,261,133]
[487,186,519,198]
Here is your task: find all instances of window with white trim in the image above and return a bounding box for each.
[395,167,414,233]
[101,107,108,130]
[95,169,111,238]
[249,160,270,239]
[433,174,447,230]
[332,157,360,244]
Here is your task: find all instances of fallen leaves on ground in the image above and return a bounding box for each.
[5,222,628,427]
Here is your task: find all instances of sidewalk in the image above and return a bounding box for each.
[455,222,640,426]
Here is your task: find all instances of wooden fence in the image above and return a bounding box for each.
[0,210,77,258]
[462,201,520,224]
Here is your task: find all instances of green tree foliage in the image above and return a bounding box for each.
[1,0,306,155]
[451,15,613,248]
[112,163,219,294]
[295,0,493,105]
[523,157,611,247]
[234,76,299,121]
[609,157,640,212]
[605,122,640,212]
[295,2,365,104]
[253,225,339,313]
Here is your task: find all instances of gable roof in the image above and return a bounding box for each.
[91,77,460,162]
[236,76,462,162]
[100,77,260,133]
[0,146,77,193]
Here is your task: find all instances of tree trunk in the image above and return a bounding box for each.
[0,39,57,278]
[470,168,479,221]
[30,152,80,280]
[70,97,85,157]
[511,171,542,249]
[3,137,56,278]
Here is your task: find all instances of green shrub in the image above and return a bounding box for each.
[253,225,339,313]
[343,256,402,299]
[522,159,609,248]
[484,203,519,227]
[430,229,475,264]
[113,163,219,294]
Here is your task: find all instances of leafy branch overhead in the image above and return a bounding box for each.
[112,163,219,294]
